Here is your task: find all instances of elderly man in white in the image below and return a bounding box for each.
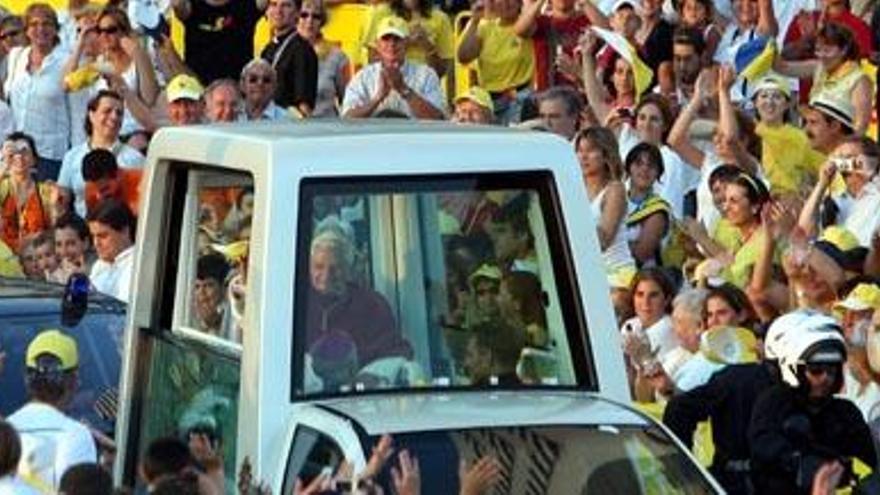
[341,16,445,120]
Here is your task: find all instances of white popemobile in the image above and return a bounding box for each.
[113,121,721,493]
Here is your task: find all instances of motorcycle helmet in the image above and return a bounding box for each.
[780,327,846,391]
[764,310,840,361]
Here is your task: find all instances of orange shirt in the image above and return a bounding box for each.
[84,169,142,217]
[0,180,52,253]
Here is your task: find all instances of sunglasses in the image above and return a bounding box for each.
[247,75,273,84]
[299,11,324,20]
[96,25,120,35]
[0,29,21,40]
[804,363,839,377]
[2,141,32,156]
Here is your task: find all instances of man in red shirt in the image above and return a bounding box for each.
[513,0,608,90]
[81,149,141,218]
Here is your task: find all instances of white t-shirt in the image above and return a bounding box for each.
[7,402,97,493]
[91,245,135,302]
[0,475,41,495]
[842,367,880,423]
[837,182,880,247]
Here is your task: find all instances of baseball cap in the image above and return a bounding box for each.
[376,16,409,40]
[807,92,855,130]
[752,74,791,100]
[455,86,494,113]
[469,263,502,288]
[814,226,867,273]
[835,283,880,312]
[26,329,79,371]
[166,74,204,103]
[700,326,758,365]
[608,265,637,290]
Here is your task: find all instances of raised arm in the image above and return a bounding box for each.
[121,35,160,106]
[797,160,835,238]
[513,0,545,38]
[457,3,483,65]
[667,70,713,169]
[755,0,778,37]
[717,65,739,144]
[579,30,611,125]
[851,75,873,135]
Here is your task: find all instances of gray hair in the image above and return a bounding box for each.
[240,58,275,80]
[310,215,356,275]
[204,78,240,101]
[537,86,583,117]
[672,288,708,319]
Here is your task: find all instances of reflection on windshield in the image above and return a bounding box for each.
[298,181,583,396]
[301,426,713,494]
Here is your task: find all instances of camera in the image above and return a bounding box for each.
[831,157,856,174]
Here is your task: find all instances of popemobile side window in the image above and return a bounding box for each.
[174,174,255,344]
[294,174,594,397]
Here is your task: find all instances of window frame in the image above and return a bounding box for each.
[291,171,597,400]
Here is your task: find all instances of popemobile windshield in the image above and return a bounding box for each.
[113,121,719,493]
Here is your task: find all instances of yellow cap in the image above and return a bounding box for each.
[820,225,860,252]
[454,86,494,113]
[211,240,249,263]
[700,326,758,365]
[835,283,880,312]
[607,265,637,290]
[26,329,79,371]
[166,74,204,103]
[376,16,409,40]
[469,263,502,287]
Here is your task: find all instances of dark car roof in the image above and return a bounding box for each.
[0,277,126,314]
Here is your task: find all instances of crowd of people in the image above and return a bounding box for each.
[0,0,878,492]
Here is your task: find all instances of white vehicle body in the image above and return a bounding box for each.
[115,121,636,489]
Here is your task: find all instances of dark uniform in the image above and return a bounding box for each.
[663,362,775,494]
[261,30,318,112]
[749,383,877,495]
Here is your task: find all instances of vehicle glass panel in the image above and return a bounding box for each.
[173,171,254,344]
[0,309,125,435]
[135,335,240,489]
[281,426,346,495]
[360,426,714,494]
[293,173,594,398]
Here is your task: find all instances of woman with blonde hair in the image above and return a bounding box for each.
[295,0,352,117]
[575,126,634,273]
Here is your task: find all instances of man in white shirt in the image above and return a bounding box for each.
[7,330,97,493]
[87,199,135,302]
[342,16,445,120]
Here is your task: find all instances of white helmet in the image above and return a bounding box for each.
[780,325,846,389]
[764,310,840,361]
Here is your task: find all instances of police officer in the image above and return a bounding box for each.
[662,310,819,494]
[749,316,876,494]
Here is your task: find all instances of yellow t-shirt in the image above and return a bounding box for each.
[710,217,743,254]
[755,123,825,195]
[473,18,535,92]
[721,229,781,289]
[360,5,454,66]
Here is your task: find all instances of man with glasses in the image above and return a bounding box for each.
[0,15,26,84]
[171,0,266,84]
[239,58,289,120]
[261,0,318,117]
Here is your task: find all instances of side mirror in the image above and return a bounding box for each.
[62,273,90,327]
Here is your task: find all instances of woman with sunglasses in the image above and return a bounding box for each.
[0,132,54,253]
[295,0,352,117]
[4,4,71,181]
[91,7,159,136]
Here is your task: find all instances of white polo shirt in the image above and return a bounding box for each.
[90,245,135,303]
